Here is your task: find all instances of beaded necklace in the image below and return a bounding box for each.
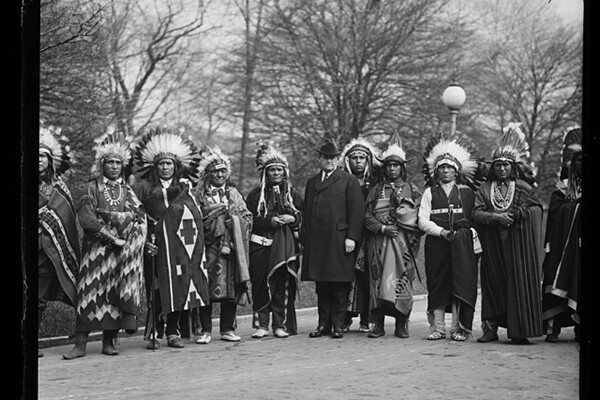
[491,180,515,211]
[102,181,125,207]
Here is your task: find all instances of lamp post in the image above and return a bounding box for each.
[442,82,466,134]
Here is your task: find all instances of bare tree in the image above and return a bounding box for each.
[39,0,113,196]
[102,0,209,138]
[466,0,583,202]
[239,0,469,187]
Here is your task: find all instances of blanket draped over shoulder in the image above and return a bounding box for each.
[200,187,252,304]
[38,177,80,306]
[76,180,147,332]
[154,189,210,316]
[365,181,422,317]
[473,179,544,338]
[541,181,581,328]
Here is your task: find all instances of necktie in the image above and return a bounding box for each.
[322,172,329,182]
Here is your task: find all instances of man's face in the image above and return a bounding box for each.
[103,157,123,181]
[493,161,512,181]
[208,168,227,187]
[348,153,367,177]
[437,163,457,184]
[39,152,50,174]
[318,154,338,173]
[266,165,284,185]
[384,161,402,181]
[157,158,175,181]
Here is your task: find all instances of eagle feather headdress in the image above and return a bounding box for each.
[492,122,530,164]
[491,122,537,185]
[380,131,409,164]
[197,145,231,179]
[422,130,480,189]
[341,136,382,168]
[254,140,297,217]
[133,127,201,180]
[39,123,71,175]
[255,140,289,172]
[91,131,132,177]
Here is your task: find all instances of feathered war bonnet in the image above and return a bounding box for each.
[197,144,232,182]
[133,127,201,182]
[39,123,71,176]
[91,131,132,179]
[378,131,410,180]
[559,125,582,181]
[254,140,296,217]
[491,122,536,185]
[422,130,480,189]
[340,136,381,179]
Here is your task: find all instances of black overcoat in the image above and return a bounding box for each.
[300,168,365,282]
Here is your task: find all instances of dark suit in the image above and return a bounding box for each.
[301,168,365,331]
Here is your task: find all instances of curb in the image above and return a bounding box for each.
[38,294,430,348]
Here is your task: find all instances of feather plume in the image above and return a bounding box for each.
[381,131,408,164]
[422,130,480,189]
[340,136,382,167]
[39,123,71,174]
[91,131,132,176]
[133,127,200,180]
[492,122,530,163]
[255,140,289,171]
[197,145,231,179]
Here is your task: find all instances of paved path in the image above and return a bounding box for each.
[36,293,582,400]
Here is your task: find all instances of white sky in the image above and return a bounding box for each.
[548,0,584,23]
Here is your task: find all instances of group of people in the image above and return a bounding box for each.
[37,122,582,359]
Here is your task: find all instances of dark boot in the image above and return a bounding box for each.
[545,319,561,343]
[102,329,119,355]
[394,316,409,338]
[368,312,385,338]
[477,320,499,343]
[63,331,89,360]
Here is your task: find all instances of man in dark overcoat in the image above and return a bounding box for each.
[301,141,365,339]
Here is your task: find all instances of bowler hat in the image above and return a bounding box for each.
[315,141,342,156]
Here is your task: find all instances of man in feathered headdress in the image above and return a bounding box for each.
[418,131,480,342]
[245,141,304,338]
[38,123,80,358]
[364,132,422,339]
[541,125,582,343]
[472,122,544,344]
[132,127,207,350]
[193,145,252,343]
[64,132,147,359]
[301,140,365,339]
[339,136,381,333]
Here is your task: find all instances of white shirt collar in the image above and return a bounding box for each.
[160,178,173,189]
[102,176,123,185]
[439,181,456,196]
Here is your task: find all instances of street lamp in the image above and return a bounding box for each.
[442,82,466,134]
